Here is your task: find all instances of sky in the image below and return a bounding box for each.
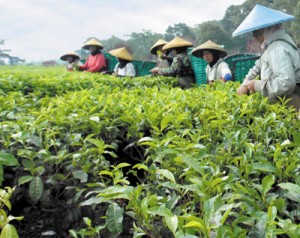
[0,0,245,62]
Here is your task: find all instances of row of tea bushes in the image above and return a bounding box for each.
[0,66,299,237]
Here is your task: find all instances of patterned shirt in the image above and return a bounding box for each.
[158,53,194,77]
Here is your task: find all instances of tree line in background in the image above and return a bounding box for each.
[1,0,299,64]
[77,0,300,61]
[0,40,24,65]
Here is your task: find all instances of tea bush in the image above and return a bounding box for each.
[0,66,299,237]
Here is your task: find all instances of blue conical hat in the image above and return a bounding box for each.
[232,4,295,37]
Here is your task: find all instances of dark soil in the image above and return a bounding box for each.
[11,198,134,238]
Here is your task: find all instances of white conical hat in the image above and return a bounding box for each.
[232,4,295,37]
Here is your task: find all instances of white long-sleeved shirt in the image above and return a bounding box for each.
[114,62,136,77]
[205,58,232,82]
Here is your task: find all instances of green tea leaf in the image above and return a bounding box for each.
[30,135,42,147]
[251,162,276,173]
[114,163,131,170]
[29,176,44,204]
[183,220,205,229]
[278,183,300,202]
[261,175,275,198]
[157,169,176,183]
[83,217,92,227]
[182,155,203,175]
[267,206,277,223]
[0,152,19,166]
[106,202,123,236]
[98,186,134,200]
[81,197,103,206]
[292,132,300,146]
[69,230,78,238]
[148,206,172,217]
[21,159,34,170]
[132,163,149,171]
[18,175,34,186]
[212,176,229,187]
[0,224,19,238]
[165,215,178,236]
[160,116,173,131]
[277,219,300,238]
[72,170,88,183]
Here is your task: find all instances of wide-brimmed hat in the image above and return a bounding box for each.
[162,36,193,51]
[150,39,168,55]
[60,52,80,61]
[82,38,104,50]
[232,4,295,37]
[191,40,227,58]
[109,47,133,61]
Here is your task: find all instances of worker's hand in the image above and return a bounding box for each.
[237,85,250,95]
[150,67,159,75]
[245,80,255,93]
[161,54,168,60]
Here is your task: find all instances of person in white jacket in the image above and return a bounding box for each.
[191,40,232,84]
[109,47,136,77]
[233,4,300,111]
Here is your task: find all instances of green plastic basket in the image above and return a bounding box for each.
[103,53,155,76]
[224,53,260,83]
[188,48,207,85]
[132,60,156,76]
[189,54,207,85]
[103,52,118,72]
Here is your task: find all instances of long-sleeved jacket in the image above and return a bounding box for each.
[158,53,194,77]
[114,62,136,77]
[206,58,232,82]
[79,53,106,73]
[243,29,300,99]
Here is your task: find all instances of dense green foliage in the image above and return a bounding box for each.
[0,66,300,237]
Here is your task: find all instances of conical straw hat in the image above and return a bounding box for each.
[60,52,80,61]
[109,47,133,61]
[232,4,295,37]
[82,38,104,50]
[191,40,227,58]
[150,39,168,55]
[162,36,193,51]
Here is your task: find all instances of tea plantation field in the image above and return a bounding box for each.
[0,66,299,238]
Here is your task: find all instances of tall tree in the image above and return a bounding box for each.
[193,21,231,47]
[101,36,127,52]
[272,0,300,41]
[126,30,164,60]
[291,1,300,44]
[164,23,195,42]
[0,40,11,62]
[0,39,24,65]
